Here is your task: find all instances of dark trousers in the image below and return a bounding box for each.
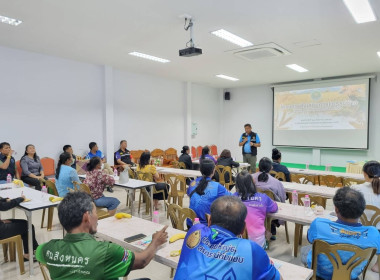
[0,219,39,254]
[146,183,169,200]
[21,176,47,191]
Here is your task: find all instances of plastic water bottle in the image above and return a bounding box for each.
[306,162,310,170]
[41,185,48,194]
[292,190,298,206]
[193,218,200,225]
[153,211,159,223]
[113,168,118,177]
[6,174,12,183]
[304,195,311,214]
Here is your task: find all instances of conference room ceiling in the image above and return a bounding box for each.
[1,0,380,88]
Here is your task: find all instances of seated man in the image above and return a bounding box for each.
[36,192,168,279]
[114,140,134,169]
[0,142,20,184]
[63,144,77,170]
[174,196,281,280]
[301,187,380,280]
[86,142,113,192]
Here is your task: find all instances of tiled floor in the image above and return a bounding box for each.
[0,187,378,280]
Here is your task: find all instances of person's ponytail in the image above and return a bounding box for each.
[194,159,215,196]
[372,176,380,195]
[363,161,380,195]
[56,152,72,180]
[258,157,272,182]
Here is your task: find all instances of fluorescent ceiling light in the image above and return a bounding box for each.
[129,52,170,63]
[216,74,239,81]
[0,15,22,26]
[286,64,309,73]
[342,0,376,23]
[377,51,380,58]
[211,29,253,47]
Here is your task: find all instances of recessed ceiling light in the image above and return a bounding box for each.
[286,64,309,73]
[211,29,253,48]
[0,15,22,26]
[342,0,377,23]
[377,51,380,58]
[129,52,170,63]
[216,74,239,81]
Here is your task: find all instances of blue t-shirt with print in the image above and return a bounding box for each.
[174,224,280,280]
[187,177,231,226]
[239,134,261,154]
[307,218,380,280]
[86,150,104,160]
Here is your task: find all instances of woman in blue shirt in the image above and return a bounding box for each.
[187,159,230,226]
[55,152,80,197]
[199,146,217,164]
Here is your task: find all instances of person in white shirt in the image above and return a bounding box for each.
[352,160,380,273]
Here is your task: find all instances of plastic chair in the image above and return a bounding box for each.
[164,148,178,166]
[0,235,25,275]
[191,146,197,158]
[40,157,55,178]
[257,189,289,248]
[41,180,59,231]
[343,178,366,187]
[214,165,233,190]
[130,150,144,164]
[151,148,164,158]
[311,239,376,280]
[269,170,286,181]
[318,175,343,188]
[210,145,218,157]
[39,262,51,280]
[360,205,380,227]
[165,174,186,207]
[196,146,203,159]
[72,182,110,220]
[291,173,317,185]
[166,202,196,231]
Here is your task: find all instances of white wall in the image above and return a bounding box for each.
[0,46,104,161]
[113,70,186,153]
[222,77,380,166]
[0,45,221,164]
[190,84,221,149]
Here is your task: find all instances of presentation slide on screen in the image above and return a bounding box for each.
[273,78,370,149]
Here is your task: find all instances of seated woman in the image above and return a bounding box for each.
[0,195,39,261]
[0,142,20,184]
[252,157,286,240]
[187,159,231,227]
[137,151,169,210]
[55,152,81,197]
[234,171,278,248]
[199,146,217,164]
[84,157,120,216]
[271,148,290,182]
[352,160,380,272]
[178,146,193,170]
[215,149,239,190]
[20,144,48,191]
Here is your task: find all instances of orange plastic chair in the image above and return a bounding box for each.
[210,145,218,157]
[191,146,197,158]
[16,160,22,177]
[196,146,203,158]
[41,157,55,178]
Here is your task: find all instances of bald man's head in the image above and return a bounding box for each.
[210,196,247,235]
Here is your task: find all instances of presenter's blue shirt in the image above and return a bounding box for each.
[239,134,260,154]
[55,165,80,197]
[307,218,380,280]
[174,224,280,280]
[86,150,104,160]
[187,177,231,226]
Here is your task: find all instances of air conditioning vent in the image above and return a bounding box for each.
[230,43,291,61]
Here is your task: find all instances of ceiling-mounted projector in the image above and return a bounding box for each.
[179,17,202,57]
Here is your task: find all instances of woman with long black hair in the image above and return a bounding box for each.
[20,144,47,191]
[178,146,192,170]
[199,146,217,164]
[187,159,230,226]
[55,152,80,197]
[234,171,277,248]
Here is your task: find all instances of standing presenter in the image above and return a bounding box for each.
[239,123,261,173]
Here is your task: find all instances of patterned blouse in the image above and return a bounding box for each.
[84,169,115,200]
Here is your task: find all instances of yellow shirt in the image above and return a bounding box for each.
[136,164,157,176]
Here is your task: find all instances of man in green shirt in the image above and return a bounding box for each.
[36,192,168,279]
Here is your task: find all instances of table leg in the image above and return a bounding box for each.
[25,210,34,276]
[294,223,301,257]
[12,208,15,219]
[150,186,154,221]
[131,190,136,216]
